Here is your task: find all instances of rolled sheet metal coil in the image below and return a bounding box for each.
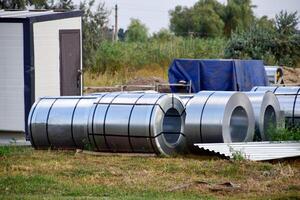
[251,86,300,128]
[28,96,98,149]
[177,94,194,106]
[244,91,284,141]
[185,91,255,152]
[88,92,186,156]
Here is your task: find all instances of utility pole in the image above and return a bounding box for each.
[114,4,118,41]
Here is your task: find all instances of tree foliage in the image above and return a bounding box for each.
[152,28,174,42]
[80,0,110,68]
[225,11,300,67]
[223,0,255,37]
[170,0,224,37]
[0,0,75,9]
[0,0,27,9]
[125,18,149,42]
[276,10,299,35]
[169,0,255,38]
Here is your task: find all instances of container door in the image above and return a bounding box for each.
[59,29,81,96]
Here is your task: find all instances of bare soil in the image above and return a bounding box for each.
[84,67,300,94]
[284,67,300,84]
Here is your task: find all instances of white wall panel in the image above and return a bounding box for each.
[0,23,25,132]
[33,17,82,100]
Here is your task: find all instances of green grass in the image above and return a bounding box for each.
[0,147,299,199]
[90,38,226,74]
[268,127,300,141]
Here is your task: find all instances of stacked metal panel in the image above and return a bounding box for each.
[194,142,300,161]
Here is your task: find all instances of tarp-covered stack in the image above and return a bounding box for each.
[168,59,268,93]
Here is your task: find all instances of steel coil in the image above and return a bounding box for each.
[177,94,194,106]
[28,96,98,149]
[184,91,255,152]
[251,86,300,128]
[88,93,186,156]
[244,91,284,141]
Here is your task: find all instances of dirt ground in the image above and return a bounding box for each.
[284,67,300,84]
[84,67,300,94]
[84,76,170,94]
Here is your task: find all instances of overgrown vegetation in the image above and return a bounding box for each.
[0,0,74,10]
[0,147,299,199]
[226,11,300,67]
[267,127,300,141]
[79,0,110,68]
[90,38,226,74]
[169,0,255,38]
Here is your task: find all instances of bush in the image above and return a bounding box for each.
[225,11,300,67]
[90,37,226,74]
[267,127,300,141]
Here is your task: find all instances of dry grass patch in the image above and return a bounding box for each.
[0,146,299,199]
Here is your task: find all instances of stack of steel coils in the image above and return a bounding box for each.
[28,88,291,156]
[252,86,300,128]
[29,93,186,156]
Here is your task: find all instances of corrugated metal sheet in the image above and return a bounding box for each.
[194,142,300,161]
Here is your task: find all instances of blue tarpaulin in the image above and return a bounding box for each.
[168,59,268,93]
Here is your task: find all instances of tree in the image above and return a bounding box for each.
[152,28,174,42]
[256,16,276,33]
[191,2,224,37]
[54,0,74,10]
[225,11,300,67]
[223,0,255,37]
[169,5,194,37]
[276,10,299,35]
[0,0,72,10]
[169,0,225,38]
[273,11,300,66]
[125,18,148,42]
[0,0,28,9]
[80,0,110,68]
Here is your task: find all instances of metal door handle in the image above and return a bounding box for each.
[77,69,82,88]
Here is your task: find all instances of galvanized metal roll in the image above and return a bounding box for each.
[28,96,98,149]
[88,93,186,156]
[244,91,283,141]
[251,86,300,128]
[185,91,255,152]
[251,86,277,92]
[177,94,194,106]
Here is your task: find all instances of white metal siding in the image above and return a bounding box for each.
[33,17,82,100]
[0,23,25,132]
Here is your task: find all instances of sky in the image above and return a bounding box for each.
[74,0,300,33]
